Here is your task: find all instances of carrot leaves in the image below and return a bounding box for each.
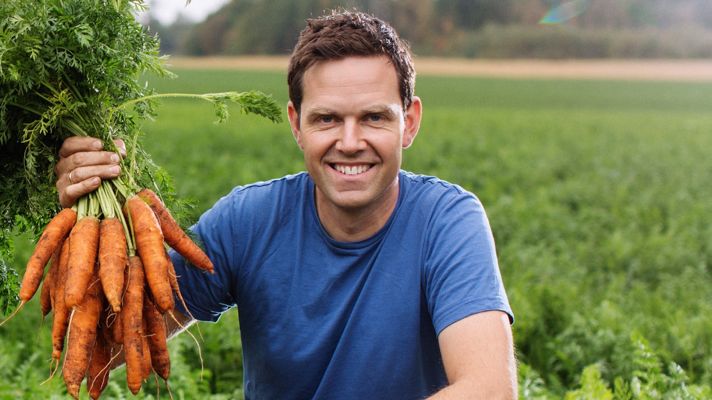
[0,0,282,308]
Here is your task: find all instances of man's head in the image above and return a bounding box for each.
[286,10,423,236]
[288,10,415,115]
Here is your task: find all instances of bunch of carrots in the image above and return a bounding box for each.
[1,2,281,397]
[4,178,213,399]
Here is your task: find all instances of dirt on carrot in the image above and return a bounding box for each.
[98,217,128,312]
[65,216,100,309]
[126,196,174,313]
[63,277,103,399]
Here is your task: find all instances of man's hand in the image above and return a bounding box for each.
[55,136,126,208]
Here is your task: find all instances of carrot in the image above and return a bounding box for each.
[87,326,111,400]
[166,256,180,297]
[63,277,102,399]
[100,310,118,350]
[138,188,214,274]
[141,317,152,380]
[144,294,170,380]
[98,217,127,312]
[122,255,145,395]
[40,247,61,317]
[65,216,100,309]
[111,311,124,344]
[126,195,174,313]
[166,255,192,315]
[19,208,76,303]
[52,239,71,361]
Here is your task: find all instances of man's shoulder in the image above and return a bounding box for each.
[400,170,481,206]
[221,172,309,203]
[203,172,309,221]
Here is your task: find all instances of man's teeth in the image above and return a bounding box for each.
[335,164,370,175]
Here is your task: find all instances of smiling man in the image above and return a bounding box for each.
[55,9,516,399]
[288,55,420,242]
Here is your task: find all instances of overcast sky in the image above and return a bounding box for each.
[138,0,231,25]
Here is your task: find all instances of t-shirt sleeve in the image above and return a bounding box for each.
[423,191,513,335]
[171,191,241,322]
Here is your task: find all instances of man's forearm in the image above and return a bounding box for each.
[426,378,517,400]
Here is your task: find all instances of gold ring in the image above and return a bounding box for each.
[68,170,75,184]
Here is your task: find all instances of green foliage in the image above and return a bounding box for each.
[559,334,712,400]
[565,364,614,400]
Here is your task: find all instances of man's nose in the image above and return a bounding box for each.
[335,119,365,153]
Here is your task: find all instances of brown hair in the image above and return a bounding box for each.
[287,9,415,114]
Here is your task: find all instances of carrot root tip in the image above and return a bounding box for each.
[0,301,26,327]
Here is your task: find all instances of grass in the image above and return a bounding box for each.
[5,68,712,398]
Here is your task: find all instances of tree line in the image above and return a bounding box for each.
[147,0,712,58]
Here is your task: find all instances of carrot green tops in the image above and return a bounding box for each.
[171,171,513,399]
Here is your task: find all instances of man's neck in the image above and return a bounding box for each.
[315,184,399,243]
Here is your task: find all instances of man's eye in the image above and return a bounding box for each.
[367,114,383,122]
[319,115,334,123]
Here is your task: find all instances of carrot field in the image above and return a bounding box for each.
[3,67,712,398]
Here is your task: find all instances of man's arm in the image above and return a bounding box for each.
[428,311,517,400]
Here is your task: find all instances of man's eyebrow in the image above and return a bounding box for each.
[303,107,338,119]
[362,105,398,118]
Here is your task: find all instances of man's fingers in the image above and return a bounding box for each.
[58,176,101,209]
[56,164,122,208]
[55,151,121,177]
[58,136,103,158]
[55,136,125,208]
[68,164,122,184]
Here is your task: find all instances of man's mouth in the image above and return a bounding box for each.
[331,163,372,175]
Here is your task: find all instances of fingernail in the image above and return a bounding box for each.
[93,140,103,150]
[110,165,121,175]
[90,177,101,185]
[111,153,120,163]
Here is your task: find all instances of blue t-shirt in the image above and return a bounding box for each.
[171,170,513,399]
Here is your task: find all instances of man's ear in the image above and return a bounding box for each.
[287,101,303,150]
[402,96,422,149]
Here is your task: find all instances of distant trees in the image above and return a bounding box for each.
[160,0,712,58]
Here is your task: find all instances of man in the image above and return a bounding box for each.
[55,10,516,399]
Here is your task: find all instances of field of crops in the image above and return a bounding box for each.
[2,68,712,398]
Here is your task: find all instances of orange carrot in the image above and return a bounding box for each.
[166,255,180,297]
[144,294,170,380]
[87,326,111,400]
[63,277,102,399]
[126,195,174,313]
[52,239,71,361]
[122,255,145,395]
[40,247,60,317]
[138,188,214,274]
[98,217,127,312]
[111,311,124,344]
[100,309,118,350]
[19,208,76,303]
[141,317,152,380]
[65,216,100,308]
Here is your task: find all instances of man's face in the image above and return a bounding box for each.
[288,56,422,214]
